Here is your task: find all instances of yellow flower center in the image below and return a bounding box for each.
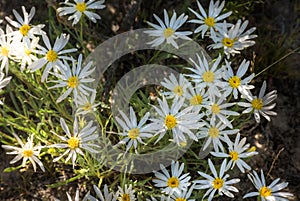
[173,85,183,97]
[67,76,80,88]
[19,24,31,36]
[208,127,219,138]
[203,71,215,83]
[259,186,272,197]
[190,94,203,106]
[24,48,32,56]
[175,198,186,201]
[128,128,140,140]
[229,151,239,161]
[204,17,215,27]
[68,137,80,149]
[228,76,241,88]
[23,149,33,157]
[222,37,235,48]
[251,98,263,110]
[163,27,175,38]
[213,178,224,189]
[165,115,177,129]
[179,141,187,147]
[76,2,87,12]
[167,176,179,188]
[46,50,58,62]
[0,46,9,57]
[121,194,130,201]
[211,103,220,114]
[82,103,92,111]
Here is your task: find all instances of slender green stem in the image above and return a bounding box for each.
[80,17,84,45]
[255,46,300,77]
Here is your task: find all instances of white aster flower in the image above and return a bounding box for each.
[169,184,195,201]
[186,53,224,98]
[57,0,106,26]
[0,72,12,105]
[51,117,99,168]
[115,106,154,153]
[49,54,96,103]
[204,96,239,129]
[117,184,136,201]
[238,81,277,123]
[151,96,204,145]
[153,161,191,195]
[211,133,258,173]
[209,20,257,58]
[75,91,100,115]
[28,33,77,82]
[0,25,16,74]
[188,0,232,38]
[88,184,118,201]
[5,6,44,40]
[184,83,209,110]
[15,37,39,71]
[2,133,45,172]
[197,119,239,152]
[222,59,255,99]
[144,9,192,49]
[161,73,191,99]
[193,159,240,201]
[243,169,294,201]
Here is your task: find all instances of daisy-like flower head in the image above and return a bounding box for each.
[197,119,239,152]
[115,106,155,153]
[209,20,257,58]
[28,33,77,82]
[222,59,255,99]
[153,161,191,195]
[88,184,118,201]
[238,81,277,123]
[0,72,12,105]
[161,73,191,99]
[243,169,294,201]
[75,91,100,115]
[204,96,239,129]
[188,0,232,38]
[193,159,240,201]
[2,133,45,172]
[151,96,205,145]
[211,133,258,173]
[186,53,224,98]
[57,0,106,26]
[169,184,195,201]
[49,54,96,103]
[117,184,136,201]
[51,117,99,168]
[14,36,39,71]
[184,82,209,110]
[5,6,45,40]
[0,25,16,74]
[144,9,192,49]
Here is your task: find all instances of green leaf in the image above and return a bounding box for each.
[3,165,22,173]
[46,174,84,188]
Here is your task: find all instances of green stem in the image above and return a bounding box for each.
[255,46,300,77]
